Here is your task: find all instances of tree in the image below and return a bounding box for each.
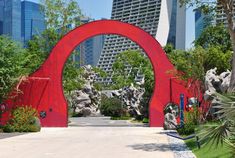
[179,0,235,92]
[167,47,206,83]
[167,46,232,99]
[195,24,232,52]
[41,0,82,35]
[30,0,82,53]
[164,43,175,54]
[112,50,154,92]
[63,59,82,95]
[203,46,232,74]
[0,36,37,103]
[27,28,60,56]
[29,0,83,95]
[112,50,154,117]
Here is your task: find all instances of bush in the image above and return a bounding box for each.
[132,114,143,121]
[2,123,15,133]
[111,116,131,120]
[177,123,195,135]
[100,96,126,117]
[3,106,41,132]
[185,106,202,125]
[142,118,149,123]
[176,107,201,136]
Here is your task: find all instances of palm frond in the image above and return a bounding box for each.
[198,121,231,148]
[197,93,235,148]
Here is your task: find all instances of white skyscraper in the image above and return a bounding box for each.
[97,0,186,84]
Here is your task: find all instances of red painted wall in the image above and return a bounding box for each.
[2,20,196,127]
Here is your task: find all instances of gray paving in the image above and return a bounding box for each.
[0,133,28,139]
[69,116,146,127]
[0,117,195,158]
[168,135,196,158]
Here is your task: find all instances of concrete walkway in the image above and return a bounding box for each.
[69,116,146,127]
[0,117,195,158]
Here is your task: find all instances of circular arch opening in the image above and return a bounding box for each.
[62,33,154,124]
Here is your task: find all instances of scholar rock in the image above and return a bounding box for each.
[163,111,177,130]
[102,83,145,117]
[70,65,101,117]
[204,68,231,101]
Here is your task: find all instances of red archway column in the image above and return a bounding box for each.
[7,20,190,127]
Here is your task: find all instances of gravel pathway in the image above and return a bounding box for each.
[168,134,196,158]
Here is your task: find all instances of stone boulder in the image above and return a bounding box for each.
[204,68,231,101]
[163,111,177,130]
[102,83,145,117]
[70,65,101,117]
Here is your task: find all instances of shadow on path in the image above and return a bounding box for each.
[0,133,28,140]
[127,143,190,152]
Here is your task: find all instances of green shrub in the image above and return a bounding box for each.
[100,96,126,117]
[0,125,3,133]
[142,118,149,123]
[3,123,15,133]
[3,106,41,132]
[185,106,201,125]
[111,116,131,120]
[28,117,41,132]
[176,106,201,136]
[177,123,195,135]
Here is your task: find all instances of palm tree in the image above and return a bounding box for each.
[198,93,235,153]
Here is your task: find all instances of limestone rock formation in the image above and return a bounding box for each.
[204,68,231,118]
[163,104,178,130]
[70,65,101,117]
[220,70,231,93]
[204,68,231,101]
[163,112,177,130]
[102,83,145,117]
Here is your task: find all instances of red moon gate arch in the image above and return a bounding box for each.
[6,20,192,127]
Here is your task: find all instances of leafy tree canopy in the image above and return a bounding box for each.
[41,0,82,35]
[180,0,235,92]
[112,50,153,90]
[0,36,41,102]
[28,0,84,95]
[167,46,232,82]
[195,24,232,52]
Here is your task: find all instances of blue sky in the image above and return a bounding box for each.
[76,0,112,20]
[27,0,195,49]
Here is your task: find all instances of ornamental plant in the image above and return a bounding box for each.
[3,106,41,133]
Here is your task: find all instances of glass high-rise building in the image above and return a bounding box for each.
[77,17,105,66]
[21,1,45,45]
[2,0,21,42]
[0,0,45,44]
[0,0,4,35]
[195,2,228,41]
[195,9,206,40]
[97,0,186,84]
[79,36,105,66]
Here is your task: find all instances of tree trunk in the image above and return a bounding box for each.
[228,32,235,92]
[220,0,235,92]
